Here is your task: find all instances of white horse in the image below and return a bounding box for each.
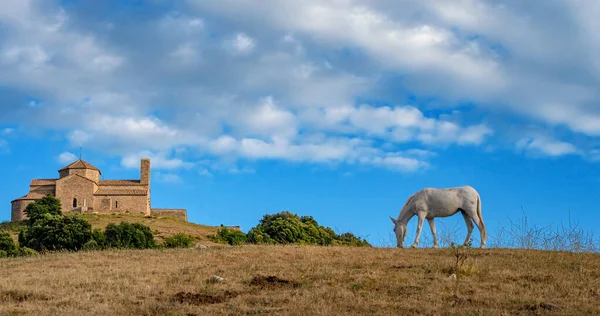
[389,186,487,248]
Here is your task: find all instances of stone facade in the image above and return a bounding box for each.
[10,158,187,222]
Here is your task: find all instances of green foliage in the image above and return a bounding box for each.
[334,232,371,247]
[210,227,248,245]
[24,194,62,225]
[18,215,93,251]
[104,222,156,249]
[82,239,100,251]
[0,231,17,253]
[17,247,38,257]
[247,211,370,247]
[163,233,193,248]
[247,225,274,244]
[0,231,39,258]
[91,228,108,249]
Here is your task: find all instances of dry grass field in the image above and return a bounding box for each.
[1,245,599,315]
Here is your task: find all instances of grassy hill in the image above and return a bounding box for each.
[1,245,598,315]
[0,213,224,245]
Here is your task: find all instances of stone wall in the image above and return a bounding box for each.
[11,199,34,221]
[150,208,187,221]
[55,175,97,213]
[140,159,150,186]
[29,185,56,197]
[92,194,150,215]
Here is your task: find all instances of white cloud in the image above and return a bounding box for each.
[3,0,599,175]
[58,151,78,164]
[225,32,256,55]
[237,96,298,139]
[517,136,578,157]
[121,151,195,170]
[154,172,183,184]
[1,128,13,135]
[227,166,256,174]
[188,0,600,139]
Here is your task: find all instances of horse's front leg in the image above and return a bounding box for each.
[411,213,426,248]
[427,218,438,248]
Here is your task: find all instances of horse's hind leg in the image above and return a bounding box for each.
[461,210,474,246]
[427,218,438,248]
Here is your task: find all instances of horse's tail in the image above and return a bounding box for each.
[477,194,487,244]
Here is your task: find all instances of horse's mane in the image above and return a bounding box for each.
[400,193,415,211]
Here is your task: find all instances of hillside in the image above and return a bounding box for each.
[1,246,598,315]
[0,214,224,245]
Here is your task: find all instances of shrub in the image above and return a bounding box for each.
[247,225,274,244]
[91,228,108,250]
[82,239,100,251]
[24,194,62,225]
[163,233,193,248]
[17,247,38,257]
[335,232,371,247]
[211,227,248,245]
[104,222,156,249]
[0,231,17,253]
[246,211,370,247]
[0,231,39,258]
[18,215,93,251]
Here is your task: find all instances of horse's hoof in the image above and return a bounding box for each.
[410,244,417,248]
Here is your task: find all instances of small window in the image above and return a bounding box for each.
[73,198,77,208]
[115,201,118,209]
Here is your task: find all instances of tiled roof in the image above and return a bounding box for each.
[98,180,144,186]
[12,190,56,202]
[58,159,101,173]
[30,179,57,186]
[95,188,148,196]
[12,195,37,202]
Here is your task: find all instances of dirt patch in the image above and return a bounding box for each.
[171,290,238,305]
[249,275,299,289]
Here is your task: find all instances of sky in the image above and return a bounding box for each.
[1,0,599,247]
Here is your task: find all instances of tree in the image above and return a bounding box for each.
[18,195,93,251]
[24,194,62,225]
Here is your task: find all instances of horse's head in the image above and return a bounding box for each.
[389,216,407,248]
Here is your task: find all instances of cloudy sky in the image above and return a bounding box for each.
[1,0,599,246]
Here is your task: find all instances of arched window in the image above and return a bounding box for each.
[73,198,77,208]
[115,201,119,209]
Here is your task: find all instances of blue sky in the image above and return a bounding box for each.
[1,0,599,247]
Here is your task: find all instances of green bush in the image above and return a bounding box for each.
[18,215,93,251]
[247,225,274,244]
[163,233,193,248]
[24,194,62,225]
[17,247,38,257]
[104,222,156,249]
[91,228,108,249]
[82,239,100,251]
[246,211,370,247]
[0,231,39,258]
[211,227,248,245]
[0,231,17,253]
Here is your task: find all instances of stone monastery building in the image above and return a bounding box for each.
[11,158,187,222]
